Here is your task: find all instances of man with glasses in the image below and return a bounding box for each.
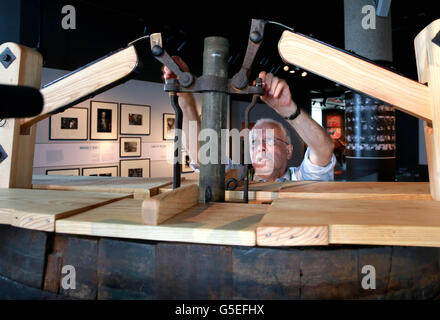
[163,57,336,182]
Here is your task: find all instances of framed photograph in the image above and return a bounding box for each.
[90,101,118,140]
[49,107,88,140]
[120,103,151,135]
[46,168,80,176]
[182,151,194,173]
[120,159,150,178]
[120,137,142,157]
[163,113,175,141]
[82,166,119,177]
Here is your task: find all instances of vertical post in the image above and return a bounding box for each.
[199,37,229,202]
[0,42,43,188]
[415,19,440,200]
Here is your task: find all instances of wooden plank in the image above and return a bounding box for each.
[97,238,155,300]
[0,42,42,189]
[0,225,48,289]
[58,236,98,300]
[56,200,267,246]
[43,235,68,294]
[385,247,440,299]
[278,181,431,200]
[0,188,131,231]
[415,20,440,200]
[155,243,232,299]
[142,184,199,225]
[259,199,440,247]
[300,248,358,299]
[232,247,301,299]
[21,45,139,129]
[32,175,173,199]
[278,31,432,122]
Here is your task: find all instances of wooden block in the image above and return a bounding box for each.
[32,175,173,199]
[232,247,300,299]
[0,225,48,289]
[0,42,42,189]
[97,239,155,300]
[155,243,232,299]
[142,184,199,225]
[43,235,68,293]
[56,200,267,246]
[278,181,432,200]
[21,45,139,129]
[278,31,432,121]
[0,188,131,231]
[259,199,440,247]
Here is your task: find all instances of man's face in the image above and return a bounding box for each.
[250,123,293,179]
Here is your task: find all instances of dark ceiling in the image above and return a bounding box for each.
[31,0,438,100]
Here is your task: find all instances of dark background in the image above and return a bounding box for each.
[1,0,438,176]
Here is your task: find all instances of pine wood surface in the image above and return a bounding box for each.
[56,199,268,246]
[258,198,440,247]
[32,175,174,199]
[0,188,131,231]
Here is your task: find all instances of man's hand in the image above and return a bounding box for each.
[258,71,298,118]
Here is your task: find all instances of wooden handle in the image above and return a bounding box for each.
[278,31,432,122]
[21,45,139,129]
[142,184,199,225]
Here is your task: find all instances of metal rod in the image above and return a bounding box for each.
[243,95,259,203]
[170,93,183,189]
[199,37,229,203]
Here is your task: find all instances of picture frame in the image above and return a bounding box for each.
[163,113,175,141]
[90,101,118,140]
[181,151,194,173]
[46,168,80,176]
[82,166,119,177]
[120,137,142,158]
[120,158,150,178]
[49,107,88,140]
[120,103,151,135]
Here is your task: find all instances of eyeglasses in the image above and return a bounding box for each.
[250,136,289,147]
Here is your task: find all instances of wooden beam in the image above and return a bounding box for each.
[21,45,139,130]
[142,184,199,225]
[278,31,432,122]
[415,19,440,200]
[0,42,42,189]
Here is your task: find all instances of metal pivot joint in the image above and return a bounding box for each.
[0,47,16,69]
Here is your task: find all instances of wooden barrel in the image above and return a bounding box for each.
[0,225,439,300]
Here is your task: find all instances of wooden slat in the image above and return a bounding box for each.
[227,181,431,201]
[258,199,440,247]
[56,200,268,246]
[155,243,232,299]
[278,181,431,200]
[32,175,173,199]
[21,45,139,129]
[0,188,131,231]
[278,31,432,122]
[142,184,199,225]
[0,42,42,189]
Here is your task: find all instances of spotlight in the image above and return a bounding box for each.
[289,70,295,74]
[301,71,308,77]
[283,65,289,72]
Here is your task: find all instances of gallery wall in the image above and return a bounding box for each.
[33,67,200,179]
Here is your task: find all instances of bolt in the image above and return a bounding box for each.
[250,31,262,43]
[2,54,11,62]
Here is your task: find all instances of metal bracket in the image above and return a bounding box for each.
[0,144,8,164]
[0,47,16,69]
[433,31,440,47]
